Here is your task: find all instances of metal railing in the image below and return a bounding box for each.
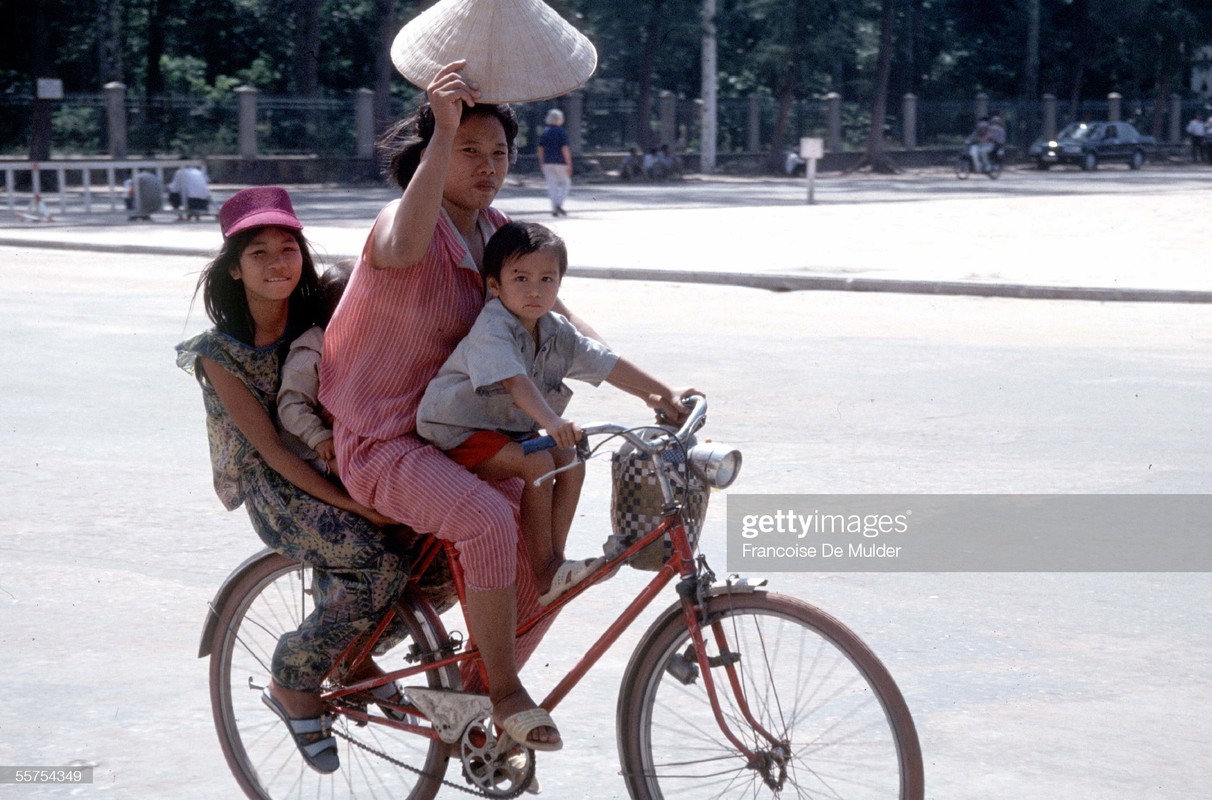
[1,159,203,217]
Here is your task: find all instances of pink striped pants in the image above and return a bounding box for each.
[335,423,555,690]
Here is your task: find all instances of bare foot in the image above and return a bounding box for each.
[492,688,561,749]
[533,555,564,598]
[269,680,326,720]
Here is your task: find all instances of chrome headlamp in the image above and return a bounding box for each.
[686,443,742,489]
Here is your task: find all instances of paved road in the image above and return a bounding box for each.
[2,170,1211,798]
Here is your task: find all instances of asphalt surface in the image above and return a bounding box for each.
[2,165,1210,798]
[3,164,1212,302]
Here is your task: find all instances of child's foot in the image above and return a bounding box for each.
[537,557,602,606]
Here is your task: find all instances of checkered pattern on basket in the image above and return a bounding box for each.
[608,449,709,571]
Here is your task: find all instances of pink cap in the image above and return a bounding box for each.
[219,187,303,238]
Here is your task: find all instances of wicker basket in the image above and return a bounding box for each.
[605,436,709,571]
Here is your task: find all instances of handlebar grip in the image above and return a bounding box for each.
[522,435,557,455]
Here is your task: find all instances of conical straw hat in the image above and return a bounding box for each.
[392,0,597,104]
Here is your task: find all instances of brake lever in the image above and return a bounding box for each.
[527,436,595,487]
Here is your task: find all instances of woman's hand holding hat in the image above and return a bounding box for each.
[427,61,480,128]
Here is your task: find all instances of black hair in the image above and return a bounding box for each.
[194,226,322,347]
[481,221,568,285]
[318,258,353,327]
[378,102,519,189]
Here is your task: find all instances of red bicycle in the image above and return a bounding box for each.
[200,396,924,798]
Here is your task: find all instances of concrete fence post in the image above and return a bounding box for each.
[824,92,842,152]
[104,82,127,159]
[1107,92,1122,122]
[747,94,761,152]
[355,88,375,159]
[236,86,258,159]
[1042,93,1057,139]
[901,93,917,151]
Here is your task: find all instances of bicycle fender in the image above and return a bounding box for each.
[198,548,278,659]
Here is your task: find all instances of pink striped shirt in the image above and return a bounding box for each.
[320,204,509,441]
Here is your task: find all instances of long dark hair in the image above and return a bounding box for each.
[195,226,323,347]
[378,102,519,189]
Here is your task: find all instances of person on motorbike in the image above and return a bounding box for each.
[986,115,1006,168]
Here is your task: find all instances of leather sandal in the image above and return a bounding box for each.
[261,688,340,774]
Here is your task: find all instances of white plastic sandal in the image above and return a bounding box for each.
[537,557,603,606]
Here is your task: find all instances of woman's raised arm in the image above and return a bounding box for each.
[373,61,479,269]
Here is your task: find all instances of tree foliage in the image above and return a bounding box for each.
[3,0,1212,153]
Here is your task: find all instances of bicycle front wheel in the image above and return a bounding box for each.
[617,590,923,800]
[207,552,455,800]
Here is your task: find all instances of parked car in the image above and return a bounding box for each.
[1028,121,1154,171]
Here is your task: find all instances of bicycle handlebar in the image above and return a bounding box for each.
[522,395,708,485]
[581,393,707,456]
[523,395,707,456]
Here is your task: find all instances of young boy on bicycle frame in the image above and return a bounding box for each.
[417,221,690,606]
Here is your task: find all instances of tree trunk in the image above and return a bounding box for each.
[1066,61,1085,126]
[767,0,809,170]
[29,0,53,161]
[1150,65,1171,141]
[850,0,898,173]
[1020,0,1040,102]
[374,0,396,136]
[96,0,124,85]
[145,0,167,99]
[294,0,322,98]
[294,0,323,145]
[768,91,794,171]
[635,0,666,152]
[1064,0,1089,126]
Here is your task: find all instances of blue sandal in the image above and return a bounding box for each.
[261,688,339,774]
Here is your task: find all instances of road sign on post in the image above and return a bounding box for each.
[800,137,824,205]
[36,79,64,100]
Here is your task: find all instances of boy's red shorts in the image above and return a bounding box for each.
[445,431,516,468]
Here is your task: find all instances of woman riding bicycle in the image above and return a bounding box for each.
[319,62,692,754]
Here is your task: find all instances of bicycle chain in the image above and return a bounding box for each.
[333,727,528,799]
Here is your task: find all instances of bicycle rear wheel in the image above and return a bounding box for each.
[617,590,923,800]
[207,552,455,800]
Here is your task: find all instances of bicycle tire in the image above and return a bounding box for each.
[207,551,455,800]
[954,156,971,179]
[617,590,923,800]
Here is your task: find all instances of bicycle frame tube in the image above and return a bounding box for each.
[319,505,774,762]
[540,559,678,710]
